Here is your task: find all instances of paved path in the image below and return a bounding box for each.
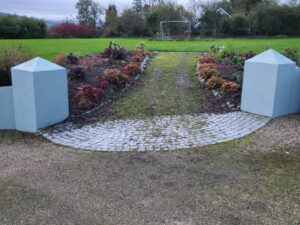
[41,112,270,151]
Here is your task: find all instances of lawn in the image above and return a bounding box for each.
[0,38,299,61]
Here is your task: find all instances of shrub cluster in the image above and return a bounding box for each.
[133,49,152,58]
[132,48,152,63]
[54,54,68,68]
[101,69,130,85]
[124,62,142,76]
[227,51,256,66]
[103,41,127,60]
[221,82,241,93]
[67,53,79,65]
[68,66,86,80]
[199,63,217,71]
[81,59,94,71]
[74,84,104,109]
[205,76,224,90]
[199,55,215,64]
[283,47,300,66]
[100,80,109,88]
[198,54,241,93]
[199,67,220,80]
[0,45,32,86]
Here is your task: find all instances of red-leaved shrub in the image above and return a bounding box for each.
[81,59,93,71]
[133,49,152,57]
[198,67,220,80]
[205,76,224,90]
[54,54,67,68]
[102,69,130,85]
[133,54,144,62]
[220,82,241,92]
[74,84,104,109]
[68,65,86,80]
[100,80,109,88]
[50,22,95,38]
[124,62,141,76]
[199,55,215,64]
[199,63,217,71]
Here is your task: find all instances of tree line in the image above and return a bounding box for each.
[197,0,300,37]
[0,0,299,39]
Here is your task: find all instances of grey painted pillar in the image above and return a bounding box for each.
[11,57,69,132]
[241,49,300,118]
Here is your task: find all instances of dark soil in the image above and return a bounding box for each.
[217,59,243,81]
[66,52,138,124]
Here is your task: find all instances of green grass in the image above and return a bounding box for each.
[109,52,207,119]
[0,38,299,61]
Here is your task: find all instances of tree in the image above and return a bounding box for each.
[0,15,46,39]
[104,4,119,36]
[76,0,102,28]
[145,2,193,35]
[287,0,300,6]
[119,9,149,36]
[133,0,143,12]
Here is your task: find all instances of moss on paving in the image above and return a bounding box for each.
[111,52,207,119]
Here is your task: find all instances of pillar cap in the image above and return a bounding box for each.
[246,49,295,65]
[12,57,65,72]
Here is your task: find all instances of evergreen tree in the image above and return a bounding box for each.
[104,4,119,36]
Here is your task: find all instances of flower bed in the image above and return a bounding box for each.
[196,44,256,112]
[54,41,152,123]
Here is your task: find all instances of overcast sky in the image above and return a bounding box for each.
[1,0,288,21]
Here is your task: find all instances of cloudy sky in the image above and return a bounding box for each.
[1,0,288,21]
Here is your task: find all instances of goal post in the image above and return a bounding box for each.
[160,21,191,41]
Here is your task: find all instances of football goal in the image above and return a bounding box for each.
[159,21,191,41]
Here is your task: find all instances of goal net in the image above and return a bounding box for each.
[160,21,191,41]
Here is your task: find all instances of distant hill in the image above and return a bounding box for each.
[0,11,62,27]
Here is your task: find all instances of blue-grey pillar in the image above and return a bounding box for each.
[241,49,300,118]
[11,57,69,132]
[0,87,16,130]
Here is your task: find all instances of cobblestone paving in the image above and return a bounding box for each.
[41,112,270,151]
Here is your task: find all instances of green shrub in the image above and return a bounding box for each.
[283,47,300,66]
[0,15,46,39]
[232,71,244,84]
[0,45,32,86]
[210,43,226,60]
[221,82,241,93]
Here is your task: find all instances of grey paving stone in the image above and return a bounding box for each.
[41,112,270,151]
